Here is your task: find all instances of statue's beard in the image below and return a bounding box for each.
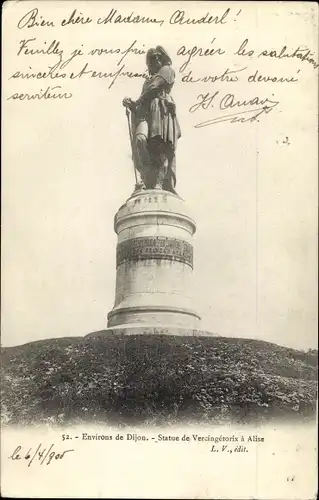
[149,62,162,75]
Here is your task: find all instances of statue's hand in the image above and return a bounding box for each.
[122,97,136,110]
[122,97,131,107]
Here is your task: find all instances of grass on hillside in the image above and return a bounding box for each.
[1,335,317,427]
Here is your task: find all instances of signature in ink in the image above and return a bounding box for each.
[8,444,74,467]
[189,91,279,127]
[195,106,275,127]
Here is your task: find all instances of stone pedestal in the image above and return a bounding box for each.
[107,189,201,328]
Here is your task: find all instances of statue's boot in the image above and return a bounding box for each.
[133,181,146,192]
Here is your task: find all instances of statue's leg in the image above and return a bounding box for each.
[163,149,178,194]
[155,154,168,189]
[148,138,169,189]
[135,121,151,188]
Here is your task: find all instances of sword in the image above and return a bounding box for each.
[125,107,138,184]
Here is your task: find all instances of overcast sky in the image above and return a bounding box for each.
[2,1,318,349]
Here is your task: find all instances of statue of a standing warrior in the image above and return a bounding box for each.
[122,46,181,194]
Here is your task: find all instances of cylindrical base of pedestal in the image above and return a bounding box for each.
[107,189,201,329]
[86,326,216,338]
[108,304,200,328]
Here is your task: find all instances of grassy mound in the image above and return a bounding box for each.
[1,335,317,426]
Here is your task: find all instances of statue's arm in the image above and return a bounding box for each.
[123,67,175,110]
[136,75,167,106]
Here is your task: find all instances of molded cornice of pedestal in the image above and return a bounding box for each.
[107,304,201,326]
[114,189,196,236]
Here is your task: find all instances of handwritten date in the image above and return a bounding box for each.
[8,444,74,467]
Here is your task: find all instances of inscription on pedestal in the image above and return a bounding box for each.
[117,237,193,268]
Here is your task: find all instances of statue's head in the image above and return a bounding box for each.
[146,46,172,75]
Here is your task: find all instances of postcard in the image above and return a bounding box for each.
[1,1,318,498]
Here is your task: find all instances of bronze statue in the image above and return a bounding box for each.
[122,46,181,194]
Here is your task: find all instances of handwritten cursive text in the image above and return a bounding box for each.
[8,443,74,466]
[189,91,279,127]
